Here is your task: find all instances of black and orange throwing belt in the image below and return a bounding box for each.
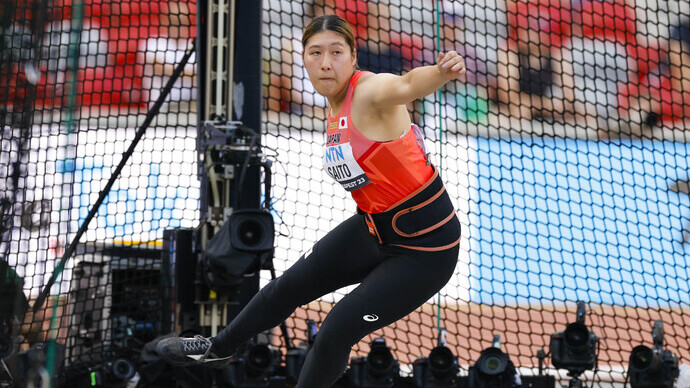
[359,167,461,251]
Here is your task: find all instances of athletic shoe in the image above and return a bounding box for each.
[155,335,232,368]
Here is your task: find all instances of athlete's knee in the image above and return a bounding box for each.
[310,329,351,356]
[312,318,361,354]
[295,336,351,388]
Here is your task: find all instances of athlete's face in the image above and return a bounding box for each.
[303,30,357,99]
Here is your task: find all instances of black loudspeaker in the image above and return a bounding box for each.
[202,209,275,298]
[229,209,275,253]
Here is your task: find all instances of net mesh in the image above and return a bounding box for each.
[1,0,689,385]
[0,0,198,381]
[262,0,690,384]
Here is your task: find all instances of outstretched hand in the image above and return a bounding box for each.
[437,51,466,81]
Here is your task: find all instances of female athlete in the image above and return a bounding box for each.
[157,14,466,388]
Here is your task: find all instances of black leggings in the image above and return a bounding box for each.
[212,214,459,387]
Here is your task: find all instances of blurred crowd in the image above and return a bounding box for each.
[490,0,690,134]
[1,0,689,133]
[0,0,196,117]
[263,0,690,134]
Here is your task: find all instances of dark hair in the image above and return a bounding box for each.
[302,15,356,54]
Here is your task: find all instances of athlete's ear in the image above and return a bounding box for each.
[352,47,358,68]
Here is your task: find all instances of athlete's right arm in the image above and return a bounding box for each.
[359,51,467,108]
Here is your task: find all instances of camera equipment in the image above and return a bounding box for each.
[628,320,679,388]
[201,207,275,298]
[84,357,136,387]
[549,301,598,388]
[469,335,520,388]
[64,243,171,366]
[413,346,459,388]
[3,343,65,388]
[513,347,556,388]
[0,257,28,360]
[194,118,276,337]
[222,341,282,388]
[350,338,400,387]
[61,356,136,388]
[413,327,459,387]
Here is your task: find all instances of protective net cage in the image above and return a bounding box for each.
[264,0,690,384]
[1,0,690,386]
[0,0,197,383]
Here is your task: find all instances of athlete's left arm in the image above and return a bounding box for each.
[359,51,466,107]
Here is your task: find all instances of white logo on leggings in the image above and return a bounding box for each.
[363,314,379,322]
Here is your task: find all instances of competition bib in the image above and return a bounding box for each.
[323,142,371,191]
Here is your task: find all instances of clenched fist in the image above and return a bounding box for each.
[437,51,466,80]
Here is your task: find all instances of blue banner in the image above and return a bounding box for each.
[57,156,196,240]
[469,138,690,306]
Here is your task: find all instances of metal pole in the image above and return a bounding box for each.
[33,42,197,312]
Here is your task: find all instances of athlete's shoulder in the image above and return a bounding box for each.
[354,71,400,96]
[353,71,400,107]
[356,71,396,86]
[351,71,375,92]
[357,71,375,82]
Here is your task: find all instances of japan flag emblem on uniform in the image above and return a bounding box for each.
[339,117,348,129]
